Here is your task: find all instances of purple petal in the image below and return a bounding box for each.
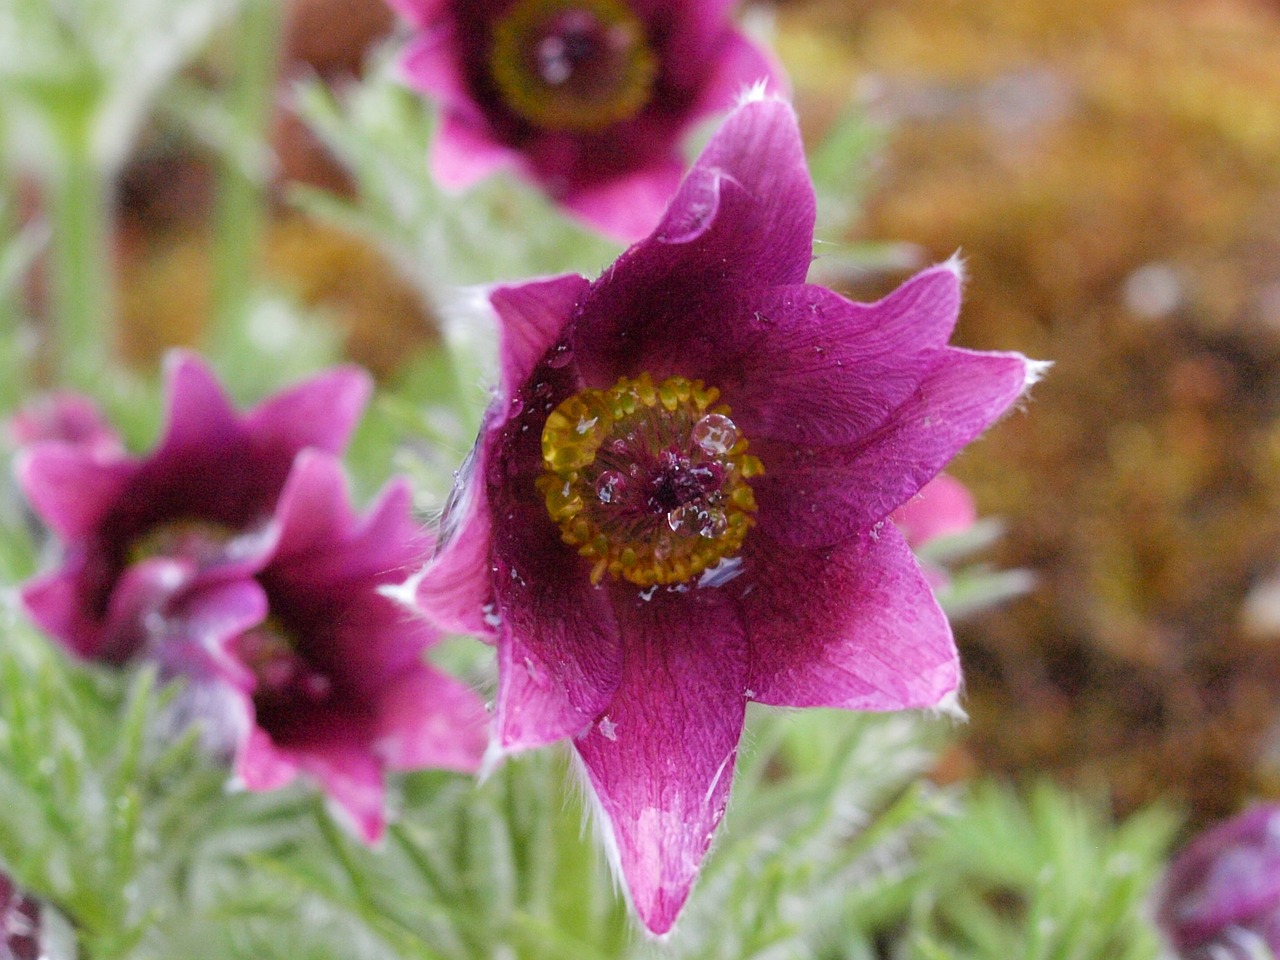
[490,525,623,750]
[571,99,816,384]
[688,28,787,118]
[382,0,446,29]
[753,348,1034,549]
[244,364,372,460]
[375,667,487,773]
[20,563,104,659]
[649,96,813,282]
[671,267,965,447]
[1159,804,1280,952]
[559,156,685,244]
[891,474,976,548]
[157,578,271,684]
[413,452,498,637]
[576,588,746,935]
[15,446,135,541]
[159,352,244,456]
[740,524,958,710]
[9,391,122,455]
[491,274,590,402]
[236,726,298,791]
[430,113,514,190]
[296,742,389,845]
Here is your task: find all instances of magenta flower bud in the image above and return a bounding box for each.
[412,94,1041,933]
[387,0,784,241]
[1158,805,1280,960]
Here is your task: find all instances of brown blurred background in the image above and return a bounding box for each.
[110,0,1280,824]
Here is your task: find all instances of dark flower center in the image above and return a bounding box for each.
[128,518,238,567]
[489,0,657,132]
[537,373,762,587]
[232,617,333,706]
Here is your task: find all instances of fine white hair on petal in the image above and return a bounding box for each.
[931,688,969,723]
[736,78,775,106]
[1023,358,1054,389]
[941,249,968,284]
[567,749,632,913]
[376,566,427,611]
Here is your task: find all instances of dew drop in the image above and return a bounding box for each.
[666,505,690,533]
[509,396,525,416]
[698,508,728,538]
[692,413,738,455]
[595,470,628,504]
[547,341,574,368]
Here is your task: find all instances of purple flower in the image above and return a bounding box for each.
[17,351,370,663]
[164,451,488,843]
[413,95,1040,933]
[8,391,122,457]
[0,871,41,960]
[1158,805,1280,960]
[388,0,783,240]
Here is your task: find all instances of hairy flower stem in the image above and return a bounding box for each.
[209,0,281,344]
[47,139,114,390]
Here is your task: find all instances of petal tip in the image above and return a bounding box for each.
[931,687,968,723]
[1023,358,1054,389]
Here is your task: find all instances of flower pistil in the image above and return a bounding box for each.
[537,371,762,587]
[489,0,658,132]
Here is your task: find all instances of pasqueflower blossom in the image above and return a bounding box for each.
[1157,805,1280,960]
[387,0,782,240]
[413,95,1041,933]
[164,451,487,843]
[17,352,370,663]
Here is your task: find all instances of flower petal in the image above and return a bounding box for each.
[753,348,1034,549]
[650,96,813,281]
[375,666,487,773]
[15,446,135,541]
[382,0,446,29]
[296,742,389,845]
[236,726,298,791]
[688,27,787,118]
[159,351,244,455]
[559,157,685,244]
[570,99,816,384]
[491,524,623,750]
[891,474,976,547]
[491,274,591,402]
[575,587,746,935]
[244,363,372,460]
[413,445,498,636]
[741,524,958,711]
[430,112,514,190]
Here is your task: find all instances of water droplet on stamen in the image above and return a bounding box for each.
[699,509,728,538]
[667,505,690,533]
[693,413,738,455]
[595,470,628,504]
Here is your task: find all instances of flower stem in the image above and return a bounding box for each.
[47,141,114,390]
[208,0,282,345]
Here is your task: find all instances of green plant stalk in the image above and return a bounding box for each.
[47,140,114,389]
[209,0,282,343]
